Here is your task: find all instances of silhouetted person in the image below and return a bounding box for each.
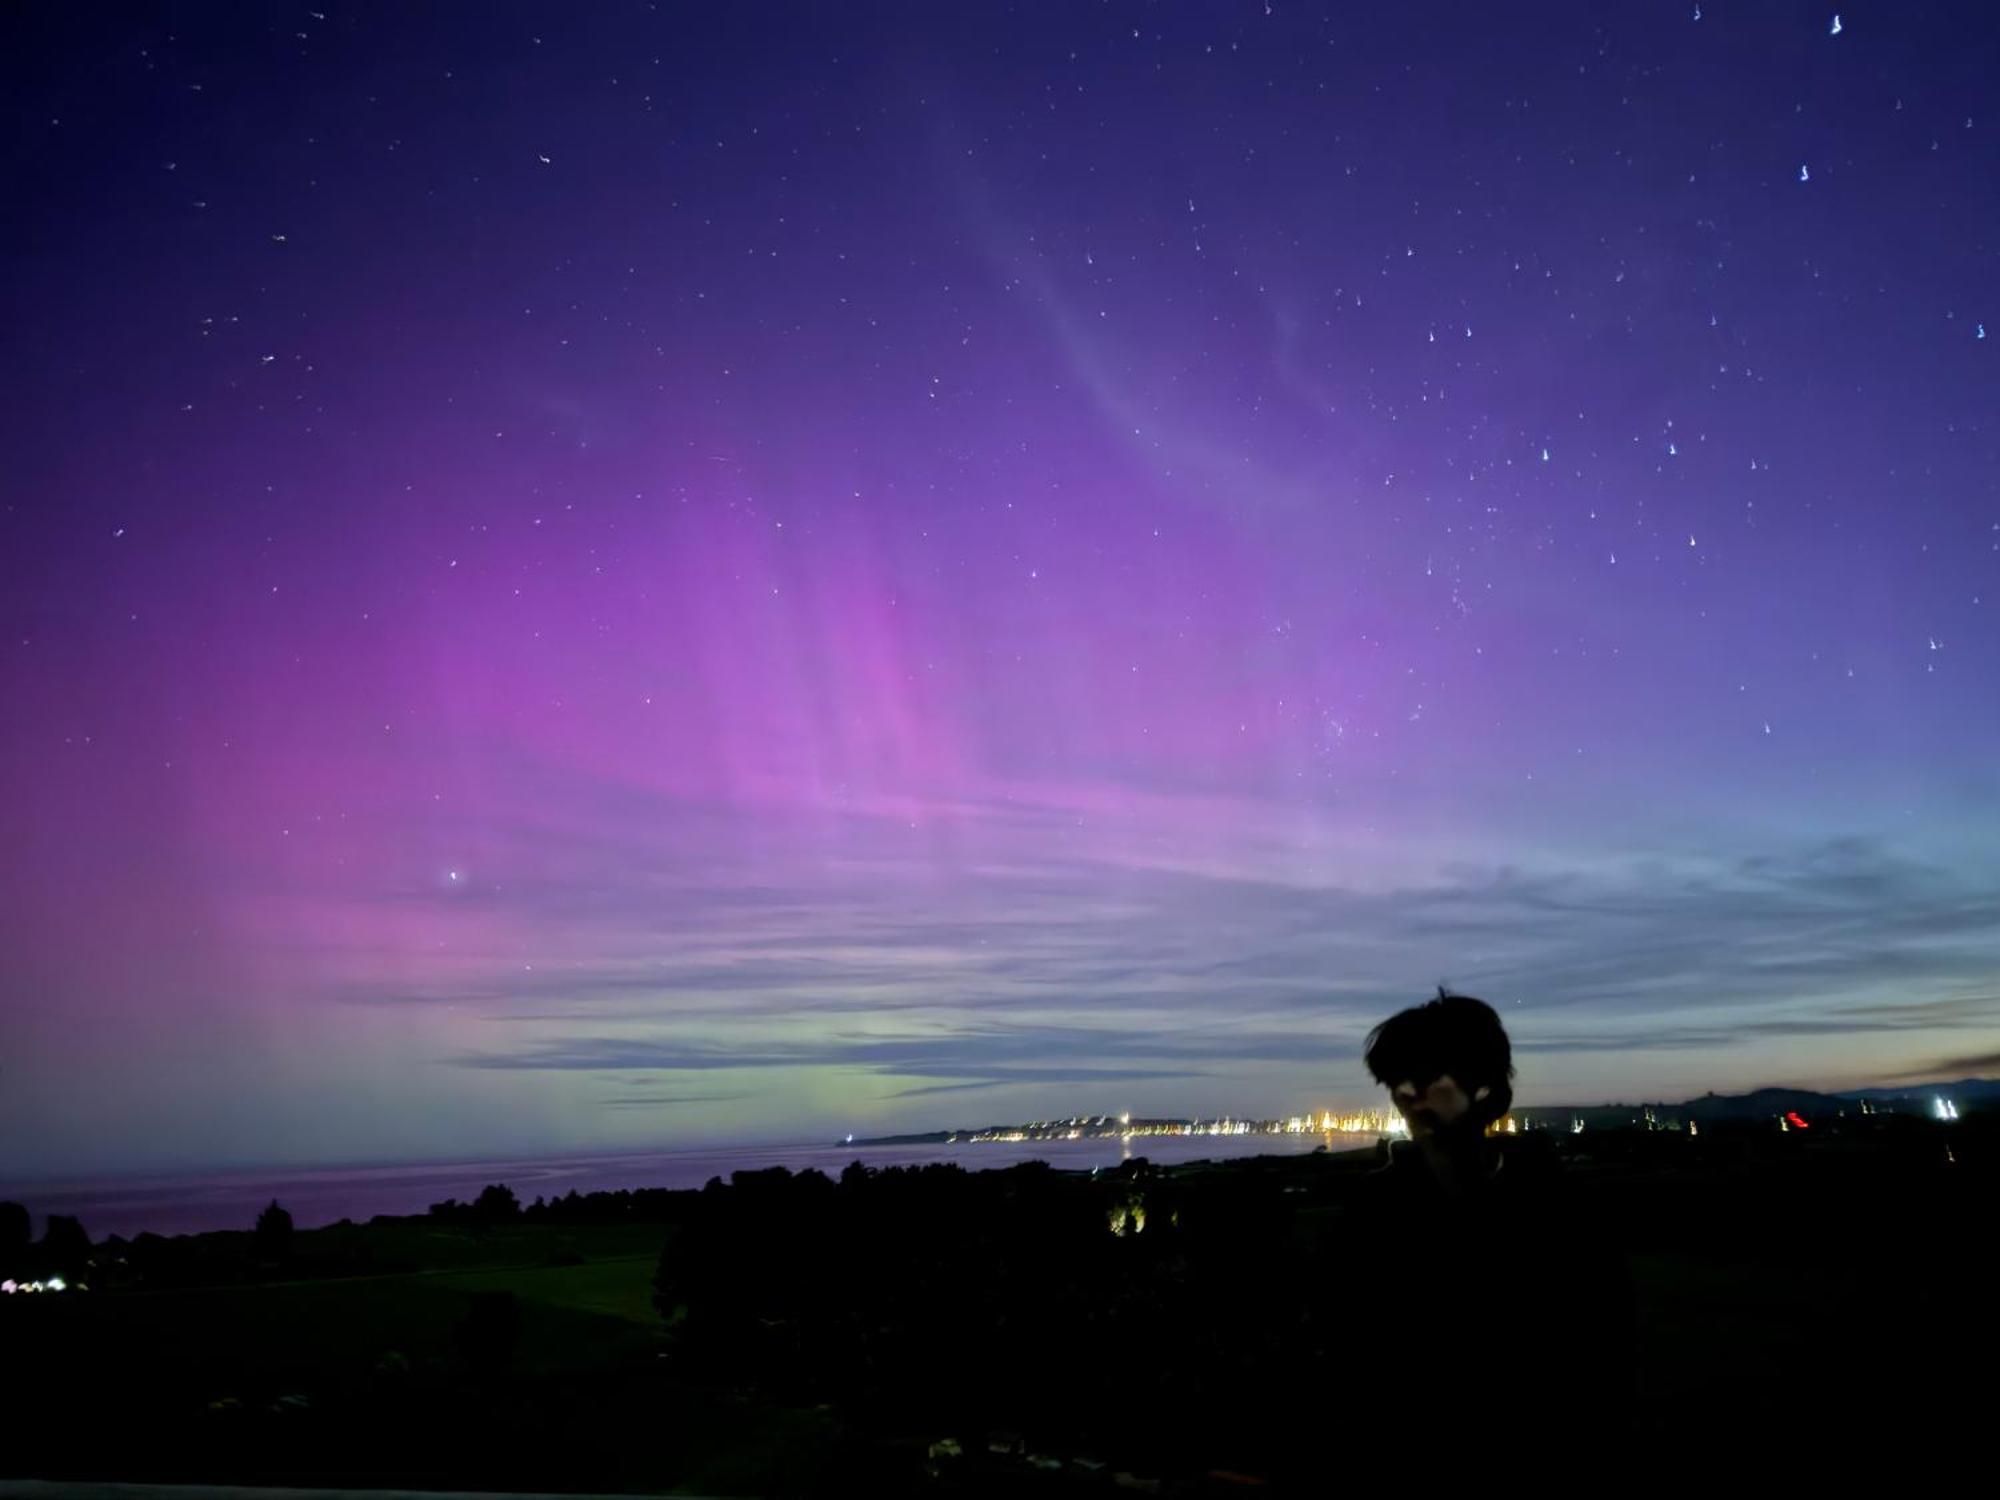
[1351,990,1635,1468]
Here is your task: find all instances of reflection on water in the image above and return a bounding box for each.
[0,1133,1375,1238]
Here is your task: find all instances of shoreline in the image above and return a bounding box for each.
[0,1133,1382,1242]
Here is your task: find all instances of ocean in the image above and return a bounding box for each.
[0,1132,1377,1239]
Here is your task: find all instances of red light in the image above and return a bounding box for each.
[1785,1111,1810,1130]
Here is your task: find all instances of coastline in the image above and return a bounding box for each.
[0,1132,1383,1240]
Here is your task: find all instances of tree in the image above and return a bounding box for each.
[0,1201,28,1267]
[40,1214,90,1274]
[254,1199,295,1262]
[471,1183,521,1224]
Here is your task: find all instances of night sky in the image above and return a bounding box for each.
[5,3,1999,1179]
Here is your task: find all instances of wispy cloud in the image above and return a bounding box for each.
[598,1093,752,1108]
[247,742,2000,1106]
[1894,1050,2000,1081]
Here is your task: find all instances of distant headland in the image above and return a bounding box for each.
[842,1078,1998,1146]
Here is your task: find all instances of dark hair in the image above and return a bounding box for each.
[1363,988,1514,1126]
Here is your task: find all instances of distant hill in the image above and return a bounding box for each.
[842,1128,994,1146]
[1517,1077,1994,1127]
[1684,1086,1855,1122]
[856,1080,1996,1148]
[1835,1077,2000,1105]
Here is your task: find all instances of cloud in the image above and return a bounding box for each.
[1894,1050,2000,1080]
[452,1021,1301,1092]
[886,1068,1206,1099]
[597,1093,752,1108]
[459,1042,799,1072]
[1519,994,2000,1056]
[302,757,2000,1103]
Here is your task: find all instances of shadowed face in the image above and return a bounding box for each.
[1390,1073,1489,1140]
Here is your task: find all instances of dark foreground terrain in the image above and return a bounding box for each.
[3,1114,1991,1494]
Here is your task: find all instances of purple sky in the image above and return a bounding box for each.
[4,2,1998,1179]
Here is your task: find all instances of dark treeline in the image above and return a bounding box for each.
[427,1178,696,1228]
[2,1112,1992,1493]
[2,1210,402,1293]
[653,1154,1340,1482]
[0,1207,93,1285]
[645,1114,1995,1487]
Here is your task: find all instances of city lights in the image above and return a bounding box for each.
[954,1108,1407,1147]
[1,1276,72,1295]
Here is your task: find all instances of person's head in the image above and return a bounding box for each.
[1364,988,1514,1141]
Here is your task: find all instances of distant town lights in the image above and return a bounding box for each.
[964,1110,1406,1145]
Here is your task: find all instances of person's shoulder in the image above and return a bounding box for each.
[1368,1139,1440,1193]
[1354,1139,1421,1195]
[1377,1138,1430,1177]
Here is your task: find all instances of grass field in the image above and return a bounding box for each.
[436,1253,662,1330]
[304,1217,675,1275]
[2,1221,860,1493]
[18,1222,673,1407]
